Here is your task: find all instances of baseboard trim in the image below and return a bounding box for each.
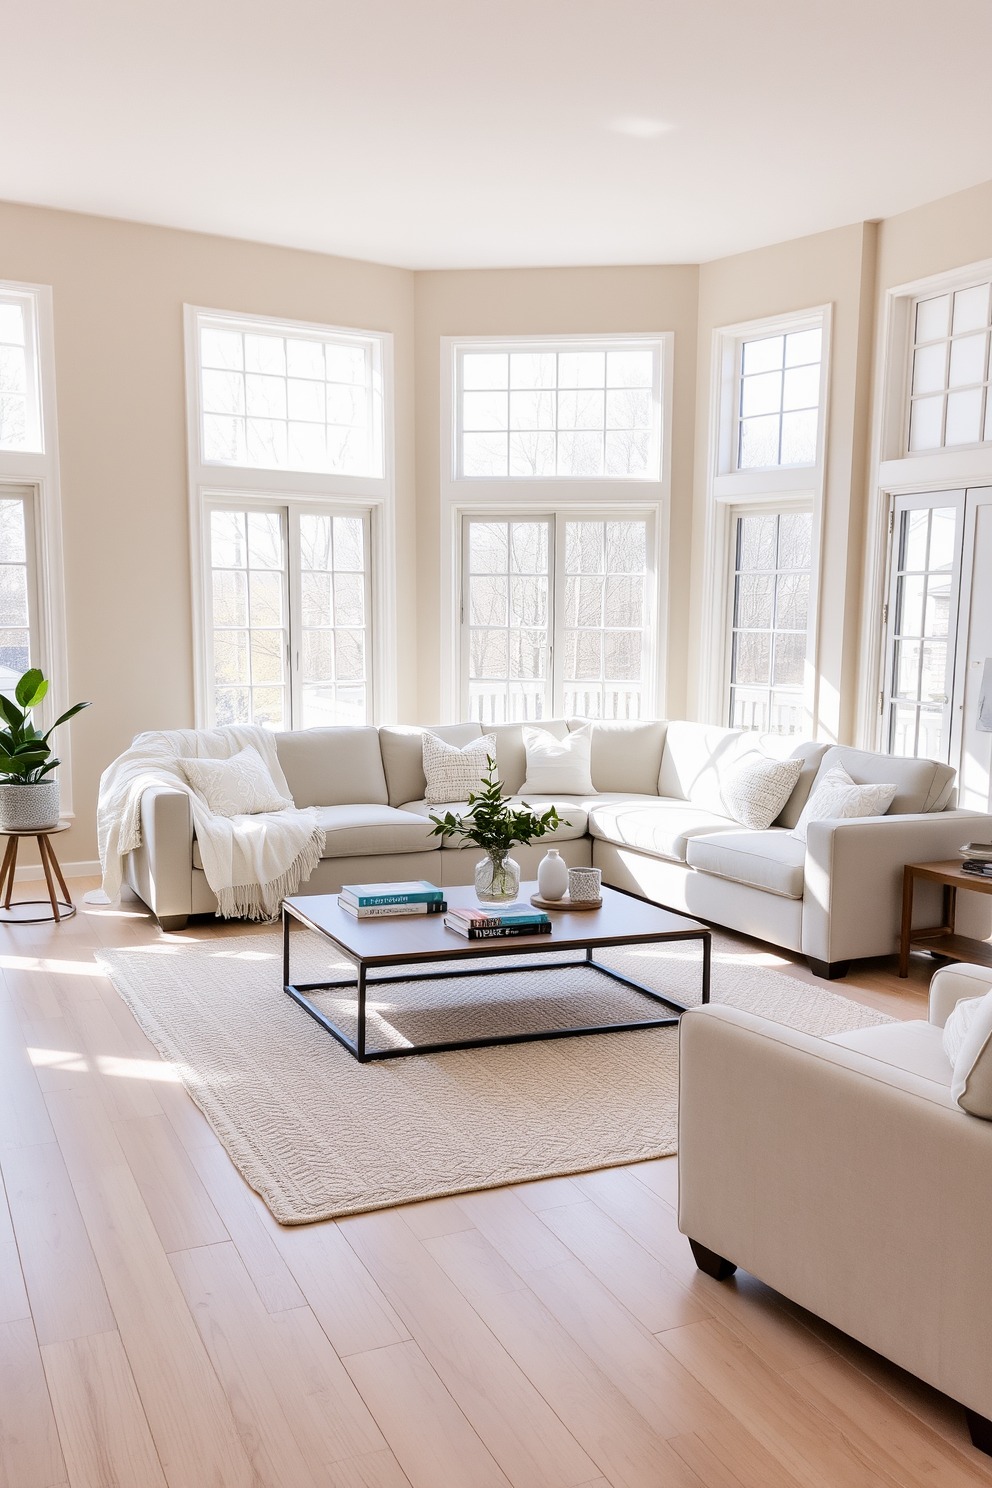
[12,859,101,882]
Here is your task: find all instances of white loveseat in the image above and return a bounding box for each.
[124,717,992,976]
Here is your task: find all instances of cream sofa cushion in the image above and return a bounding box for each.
[686,828,806,899]
[316,805,439,859]
[378,724,482,807]
[401,796,588,847]
[274,726,388,808]
[810,745,955,816]
[567,719,667,794]
[587,798,739,863]
[521,725,594,794]
[825,1021,953,1087]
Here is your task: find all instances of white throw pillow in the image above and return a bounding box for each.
[944,990,992,1118]
[180,745,293,817]
[521,725,594,796]
[721,756,803,832]
[791,765,898,844]
[422,732,496,805]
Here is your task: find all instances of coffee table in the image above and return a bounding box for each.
[282,882,711,1062]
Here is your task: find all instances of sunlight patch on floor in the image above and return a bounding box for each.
[28,1047,89,1071]
[0,955,106,977]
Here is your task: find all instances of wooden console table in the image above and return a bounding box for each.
[0,821,75,923]
[900,859,992,977]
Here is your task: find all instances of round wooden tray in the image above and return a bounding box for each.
[530,892,603,912]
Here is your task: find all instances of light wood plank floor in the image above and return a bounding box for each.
[1,876,990,1488]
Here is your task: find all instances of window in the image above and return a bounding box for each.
[908,282,992,452]
[456,342,662,480]
[0,291,42,452]
[197,314,384,477]
[463,514,651,723]
[729,509,812,734]
[207,503,370,729]
[0,490,39,694]
[737,328,822,469]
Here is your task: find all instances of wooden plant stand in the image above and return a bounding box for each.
[900,858,992,977]
[0,821,75,923]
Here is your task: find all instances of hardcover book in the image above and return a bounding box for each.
[339,880,443,908]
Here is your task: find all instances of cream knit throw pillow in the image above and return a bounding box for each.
[422,732,496,805]
[720,755,803,831]
[791,764,897,844]
[180,745,293,817]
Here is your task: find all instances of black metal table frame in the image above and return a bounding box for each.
[282,899,711,1063]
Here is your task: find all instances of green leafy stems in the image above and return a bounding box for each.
[428,756,567,866]
[0,668,91,783]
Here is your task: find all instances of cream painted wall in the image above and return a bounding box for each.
[413,265,699,723]
[0,201,416,869]
[877,177,992,294]
[689,221,877,744]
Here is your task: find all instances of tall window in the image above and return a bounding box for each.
[0,491,38,694]
[884,500,960,761]
[908,282,992,452]
[737,328,822,469]
[187,307,392,730]
[0,292,42,452]
[463,514,651,723]
[729,510,812,734]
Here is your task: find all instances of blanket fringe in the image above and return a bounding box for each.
[214,827,326,922]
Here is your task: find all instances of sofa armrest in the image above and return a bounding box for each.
[124,787,193,924]
[929,962,992,1027]
[678,1003,992,1420]
[802,808,992,965]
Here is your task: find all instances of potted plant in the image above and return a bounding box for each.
[0,669,91,833]
[429,756,565,903]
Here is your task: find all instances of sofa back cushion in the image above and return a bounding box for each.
[658,722,826,826]
[274,726,388,808]
[809,745,955,815]
[567,718,666,794]
[378,723,482,806]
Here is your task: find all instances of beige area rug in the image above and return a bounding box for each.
[97,930,893,1225]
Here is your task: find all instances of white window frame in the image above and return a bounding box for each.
[185,305,396,727]
[858,259,992,748]
[698,306,831,734]
[440,333,672,723]
[0,281,72,814]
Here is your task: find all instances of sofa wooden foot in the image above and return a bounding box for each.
[965,1408,992,1456]
[688,1239,737,1280]
[807,957,850,980]
[158,914,188,931]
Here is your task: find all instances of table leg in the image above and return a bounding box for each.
[701,932,711,1004]
[357,963,367,1063]
[37,834,61,922]
[282,907,291,988]
[41,835,72,908]
[3,836,19,909]
[899,867,914,977]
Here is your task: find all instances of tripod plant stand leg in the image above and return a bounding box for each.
[2,836,19,909]
[37,833,60,921]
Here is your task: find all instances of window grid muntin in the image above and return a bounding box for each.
[736,329,822,471]
[729,510,812,734]
[456,342,662,482]
[465,517,552,724]
[908,282,992,453]
[562,518,648,720]
[209,507,289,730]
[887,505,957,760]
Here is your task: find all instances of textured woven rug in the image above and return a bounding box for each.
[97,930,893,1225]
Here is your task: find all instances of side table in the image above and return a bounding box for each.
[0,822,75,923]
[899,859,992,977]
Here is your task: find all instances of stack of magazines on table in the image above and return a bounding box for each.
[444,903,551,939]
[337,881,446,918]
[960,843,992,879]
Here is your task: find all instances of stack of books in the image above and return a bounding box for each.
[338,881,446,918]
[960,844,992,880]
[444,903,552,939]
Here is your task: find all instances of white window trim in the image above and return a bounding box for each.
[184,305,397,727]
[0,281,73,814]
[857,258,992,749]
[698,305,831,734]
[439,332,673,723]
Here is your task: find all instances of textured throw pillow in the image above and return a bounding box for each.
[521,725,594,796]
[721,755,803,831]
[180,745,293,817]
[943,990,992,1119]
[422,732,496,805]
[791,765,898,844]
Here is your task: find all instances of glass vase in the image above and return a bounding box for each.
[475,852,521,904]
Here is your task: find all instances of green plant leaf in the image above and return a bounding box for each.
[0,694,24,731]
[43,701,92,740]
[15,670,47,709]
[31,759,60,780]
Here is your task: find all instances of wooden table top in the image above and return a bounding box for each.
[283,882,708,967]
[905,858,992,891]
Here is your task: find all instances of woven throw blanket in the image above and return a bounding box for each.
[97,724,325,920]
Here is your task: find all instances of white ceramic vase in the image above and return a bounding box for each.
[536,848,569,900]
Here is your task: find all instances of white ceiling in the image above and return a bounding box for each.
[4,0,992,271]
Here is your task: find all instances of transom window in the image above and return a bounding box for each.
[198,315,384,477]
[464,514,651,722]
[908,282,992,452]
[457,342,662,480]
[737,329,822,470]
[729,509,812,734]
[0,294,42,453]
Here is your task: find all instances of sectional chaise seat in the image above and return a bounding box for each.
[125,717,992,977]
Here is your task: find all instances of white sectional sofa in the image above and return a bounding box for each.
[124,717,992,977]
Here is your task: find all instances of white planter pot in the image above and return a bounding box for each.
[0,780,60,833]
